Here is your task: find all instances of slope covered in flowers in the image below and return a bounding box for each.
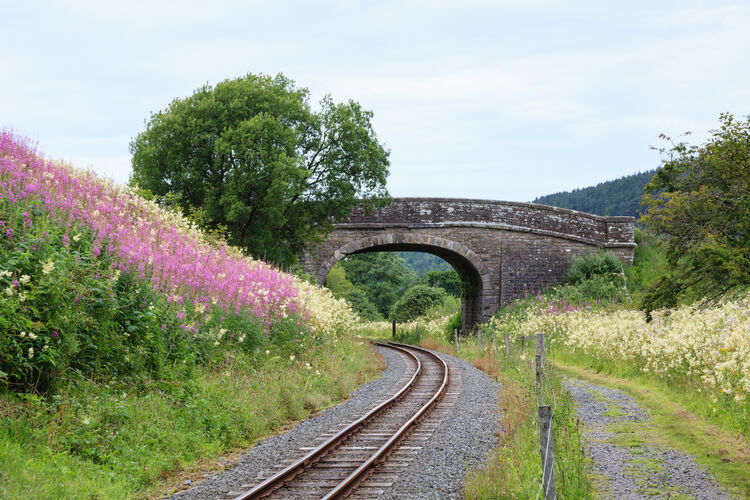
[0,130,357,390]
[487,293,750,407]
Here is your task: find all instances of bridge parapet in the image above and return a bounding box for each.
[342,198,635,256]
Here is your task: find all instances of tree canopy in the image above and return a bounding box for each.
[421,270,462,296]
[641,113,750,311]
[130,73,390,266]
[389,285,446,322]
[339,253,418,317]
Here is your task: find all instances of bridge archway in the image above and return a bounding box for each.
[315,233,492,332]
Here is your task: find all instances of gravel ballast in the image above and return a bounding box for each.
[167,344,500,499]
[564,378,732,499]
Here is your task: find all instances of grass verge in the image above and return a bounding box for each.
[418,335,592,499]
[555,361,750,498]
[0,337,381,499]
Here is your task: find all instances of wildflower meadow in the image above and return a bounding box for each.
[0,130,357,391]
[486,291,750,415]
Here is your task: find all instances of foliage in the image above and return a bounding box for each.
[340,253,418,316]
[533,169,656,218]
[130,73,391,266]
[396,251,452,277]
[421,269,461,296]
[0,131,360,394]
[623,228,669,303]
[324,262,352,295]
[389,285,446,323]
[566,251,623,285]
[486,293,750,431]
[641,113,750,311]
[339,287,381,321]
[0,338,380,498]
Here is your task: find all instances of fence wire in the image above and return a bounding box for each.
[534,339,557,500]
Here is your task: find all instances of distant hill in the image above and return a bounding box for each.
[397,252,452,277]
[532,170,656,218]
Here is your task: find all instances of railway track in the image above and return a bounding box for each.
[225,342,449,499]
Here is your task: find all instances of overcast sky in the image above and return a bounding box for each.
[2,1,749,202]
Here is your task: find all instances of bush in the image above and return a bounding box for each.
[557,274,625,303]
[389,285,446,323]
[421,270,462,296]
[340,288,382,321]
[566,251,622,284]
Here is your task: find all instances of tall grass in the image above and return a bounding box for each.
[0,338,380,498]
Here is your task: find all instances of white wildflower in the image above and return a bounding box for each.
[19,275,30,285]
[41,259,55,275]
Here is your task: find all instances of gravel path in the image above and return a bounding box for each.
[564,378,732,499]
[167,344,500,499]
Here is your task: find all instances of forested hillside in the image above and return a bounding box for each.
[532,170,656,217]
[397,252,452,277]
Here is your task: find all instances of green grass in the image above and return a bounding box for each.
[555,360,750,498]
[409,332,591,499]
[623,228,670,303]
[0,337,382,499]
[553,347,750,437]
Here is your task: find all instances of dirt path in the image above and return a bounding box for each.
[564,378,732,499]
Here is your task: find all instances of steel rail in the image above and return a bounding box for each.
[321,342,449,499]
[233,342,422,500]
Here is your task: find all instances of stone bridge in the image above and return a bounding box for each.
[302,198,636,331]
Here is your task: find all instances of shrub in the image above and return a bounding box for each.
[421,270,462,296]
[340,288,381,321]
[566,251,622,284]
[389,285,446,323]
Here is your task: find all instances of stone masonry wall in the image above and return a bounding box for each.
[302,198,636,328]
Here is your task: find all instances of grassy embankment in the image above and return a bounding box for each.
[0,132,381,499]
[0,339,379,499]
[482,232,750,497]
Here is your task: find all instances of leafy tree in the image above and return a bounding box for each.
[340,288,382,321]
[324,262,353,295]
[421,270,461,296]
[389,285,446,322]
[130,73,390,266]
[323,262,380,320]
[641,113,750,311]
[340,253,418,316]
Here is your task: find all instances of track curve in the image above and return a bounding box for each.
[230,342,449,499]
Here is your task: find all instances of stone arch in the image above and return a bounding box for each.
[315,233,493,331]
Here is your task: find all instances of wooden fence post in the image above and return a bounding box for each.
[392,320,396,340]
[521,335,526,349]
[536,332,546,366]
[454,329,459,352]
[535,354,542,388]
[478,329,482,352]
[538,405,556,499]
